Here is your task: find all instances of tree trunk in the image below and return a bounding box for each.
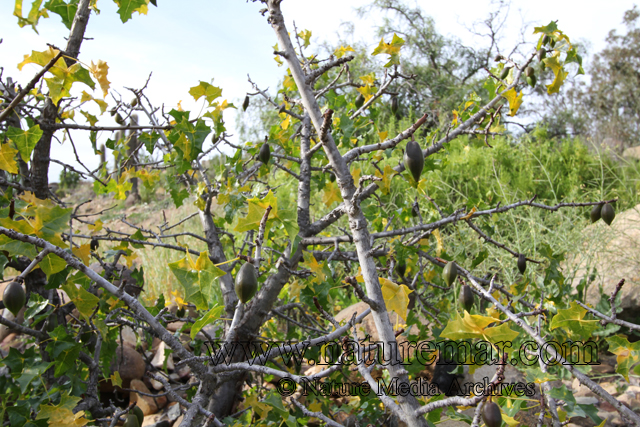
[31,0,92,199]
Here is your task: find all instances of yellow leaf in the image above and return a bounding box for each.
[432,229,443,256]
[380,278,412,321]
[36,393,89,427]
[308,401,323,412]
[502,88,523,117]
[281,114,291,130]
[89,60,110,98]
[0,143,19,174]
[351,166,361,185]
[322,181,342,207]
[110,371,122,387]
[360,73,376,86]
[72,244,91,265]
[123,251,137,268]
[502,412,519,426]
[302,256,325,285]
[378,131,388,142]
[375,164,395,195]
[461,207,477,220]
[88,219,103,233]
[297,29,312,47]
[334,45,355,58]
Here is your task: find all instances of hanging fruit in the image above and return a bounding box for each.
[3,281,25,317]
[460,284,474,312]
[517,253,527,274]
[235,263,258,303]
[590,204,602,223]
[601,203,615,225]
[258,142,271,164]
[482,401,502,427]
[242,95,250,111]
[403,140,424,182]
[442,262,458,287]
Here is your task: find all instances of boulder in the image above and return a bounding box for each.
[111,345,146,383]
[623,145,640,161]
[565,203,640,315]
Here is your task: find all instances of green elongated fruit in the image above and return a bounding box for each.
[45,313,58,332]
[391,96,398,114]
[442,262,457,287]
[517,254,527,274]
[355,93,364,109]
[329,173,336,182]
[109,107,117,117]
[258,143,271,164]
[601,203,615,225]
[526,75,537,88]
[90,238,99,251]
[115,113,124,125]
[590,204,602,223]
[123,414,140,427]
[235,263,258,303]
[242,95,250,111]
[3,281,25,317]
[403,140,424,182]
[500,66,511,80]
[542,35,550,45]
[460,284,474,312]
[482,401,502,427]
[411,204,420,218]
[396,262,406,277]
[538,49,546,62]
[131,97,138,107]
[132,405,144,426]
[525,67,535,78]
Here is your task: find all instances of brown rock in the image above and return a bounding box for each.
[173,415,184,426]
[572,378,596,398]
[151,341,174,370]
[140,413,164,426]
[130,379,158,415]
[120,326,138,349]
[565,203,640,313]
[591,363,615,374]
[599,381,618,396]
[167,322,186,333]
[112,345,146,384]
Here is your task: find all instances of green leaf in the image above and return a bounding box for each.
[549,301,600,339]
[0,234,38,259]
[607,335,640,381]
[24,293,48,321]
[130,229,147,249]
[61,282,99,321]
[189,81,223,105]
[191,305,224,339]
[116,0,147,23]
[168,251,225,310]
[44,0,79,29]
[39,253,67,277]
[371,33,405,67]
[139,131,160,154]
[6,125,42,162]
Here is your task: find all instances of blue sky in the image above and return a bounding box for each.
[0,0,637,181]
